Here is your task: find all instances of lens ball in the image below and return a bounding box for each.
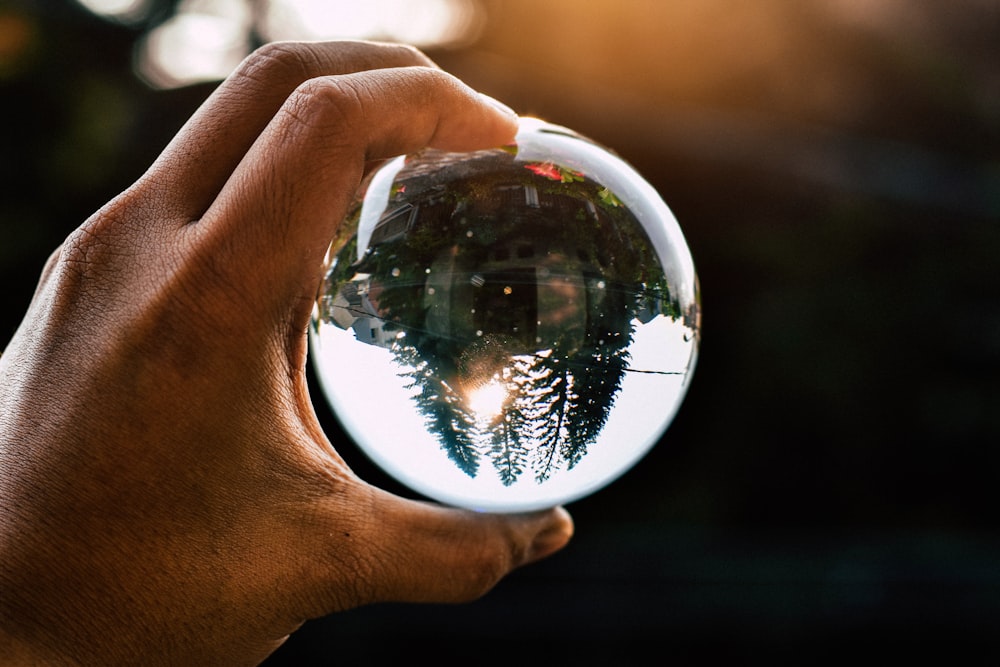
[311,118,700,512]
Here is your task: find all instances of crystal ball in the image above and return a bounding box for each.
[310,118,700,512]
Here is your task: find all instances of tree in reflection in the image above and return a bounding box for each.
[394,342,481,477]
[320,151,670,485]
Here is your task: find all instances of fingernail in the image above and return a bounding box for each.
[478,92,517,118]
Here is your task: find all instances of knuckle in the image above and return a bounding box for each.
[61,216,124,281]
[239,40,434,84]
[454,537,520,601]
[278,76,368,145]
[46,226,127,329]
[235,40,320,88]
[278,67,453,139]
[58,188,150,281]
[465,553,512,600]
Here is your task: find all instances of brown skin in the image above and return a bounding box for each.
[0,41,573,666]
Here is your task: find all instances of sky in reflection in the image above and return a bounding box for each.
[313,312,694,511]
[311,119,699,511]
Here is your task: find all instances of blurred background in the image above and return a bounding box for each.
[2,0,998,662]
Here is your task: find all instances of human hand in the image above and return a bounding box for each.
[0,41,572,666]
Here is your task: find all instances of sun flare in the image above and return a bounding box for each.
[466,380,507,419]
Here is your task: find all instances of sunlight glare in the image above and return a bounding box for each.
[466,379,507,420]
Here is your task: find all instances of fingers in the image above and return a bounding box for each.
[140,40,439,222]
[308,489,573,612]
[372,498,573,605]
[195,64,517,323]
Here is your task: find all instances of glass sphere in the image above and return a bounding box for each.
[310,118,700,512]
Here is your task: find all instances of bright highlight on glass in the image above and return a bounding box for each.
[311,118,701,512]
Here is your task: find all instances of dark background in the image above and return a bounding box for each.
[2,0,998,663]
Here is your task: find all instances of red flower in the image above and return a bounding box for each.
[525,162,563,180]
[526,161,584,183]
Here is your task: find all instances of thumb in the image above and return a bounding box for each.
[308,488,573,612]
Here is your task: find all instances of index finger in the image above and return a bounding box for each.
[139,41,439,222]
[195,65,518,327]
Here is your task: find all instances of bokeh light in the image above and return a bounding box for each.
[74,0,153,24]
[72,0,485,88]
[135,0,252,89]
[0,11,37,80]
[259,0,480,46]
[6,0,999,661]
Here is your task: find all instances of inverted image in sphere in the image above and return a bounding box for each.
[311,118,700,512]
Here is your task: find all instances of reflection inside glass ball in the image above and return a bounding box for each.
[311,118,700,512]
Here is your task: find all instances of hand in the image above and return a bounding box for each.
[0,41,572,666]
